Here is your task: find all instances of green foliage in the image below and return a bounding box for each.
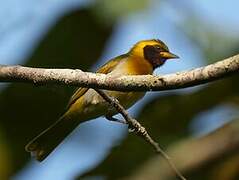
[0,8,112,175]
[91,0,150,24]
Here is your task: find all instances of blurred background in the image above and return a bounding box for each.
[0,0,239,180]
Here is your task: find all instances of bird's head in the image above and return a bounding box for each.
[129,39,179,69]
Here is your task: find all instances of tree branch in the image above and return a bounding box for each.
[125,119,239,180]
[95,89,186,180]
[0,54,238,91]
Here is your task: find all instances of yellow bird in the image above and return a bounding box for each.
[25,39,179,161]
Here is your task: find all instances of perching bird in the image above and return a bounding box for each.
[25,39,179,161]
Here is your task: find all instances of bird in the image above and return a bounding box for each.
[25,39,179,161]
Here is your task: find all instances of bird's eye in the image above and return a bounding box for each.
[155,45,161,50]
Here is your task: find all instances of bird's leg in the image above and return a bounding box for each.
[105,115,136,132]
[105,115,127,125]
[106,115,139,133]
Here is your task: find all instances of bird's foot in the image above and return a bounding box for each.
[105,115,127,125]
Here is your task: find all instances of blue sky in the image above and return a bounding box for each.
[1,0,239,180]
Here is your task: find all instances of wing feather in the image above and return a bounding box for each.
[67,54,128,108]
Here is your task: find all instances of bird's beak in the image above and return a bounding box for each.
[160,51,179,59]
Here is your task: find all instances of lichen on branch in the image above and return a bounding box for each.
[0,54,238,91]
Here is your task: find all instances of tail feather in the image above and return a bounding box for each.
[25,115,79,161]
